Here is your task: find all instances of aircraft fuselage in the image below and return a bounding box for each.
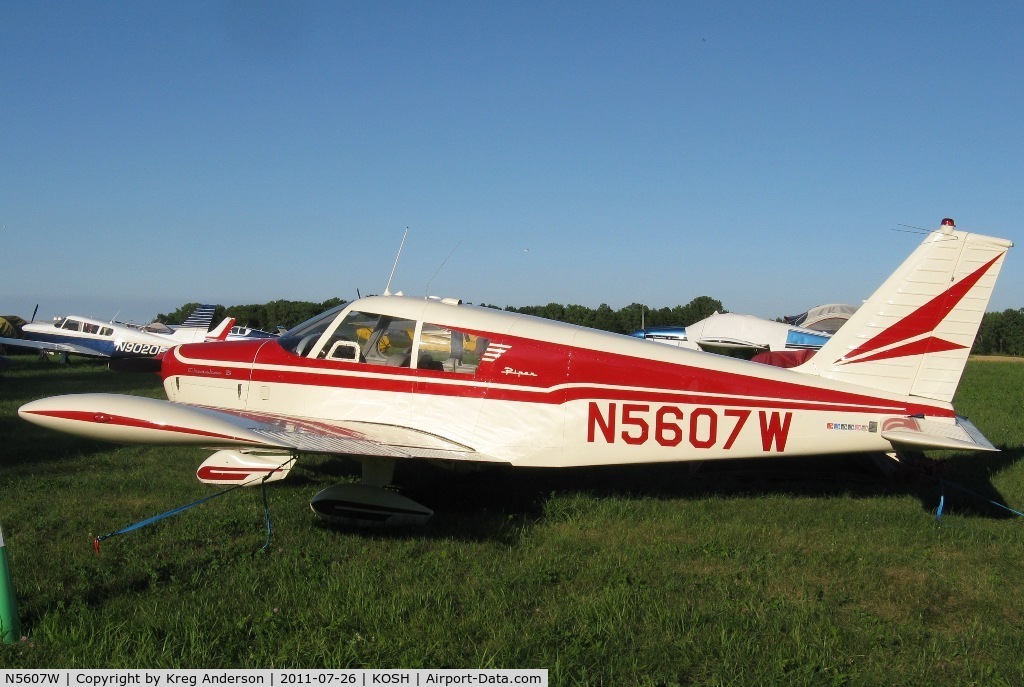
[161,296,948,468]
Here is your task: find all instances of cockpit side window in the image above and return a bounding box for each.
[359,315,417,367]
[61,319,82,332]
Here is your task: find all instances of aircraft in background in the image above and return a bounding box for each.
[0,305,235,361]
[631,312,832,360]
[19,220,1012,527]
[785,303,858,334]
[227,325,279,341]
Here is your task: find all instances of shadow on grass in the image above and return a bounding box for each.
[325,446,1024,540]
[934,445,1024,518]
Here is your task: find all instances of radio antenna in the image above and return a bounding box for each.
[383,228,408,296]
[425,240,461,297]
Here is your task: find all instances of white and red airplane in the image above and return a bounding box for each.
[18,219,1013,525]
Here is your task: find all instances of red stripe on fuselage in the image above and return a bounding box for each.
[167,334,951,419]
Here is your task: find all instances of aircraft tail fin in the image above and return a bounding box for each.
[171,305,220,342]
[795,219,1012,403]
[205,317,236,342]
[179,305,216,330]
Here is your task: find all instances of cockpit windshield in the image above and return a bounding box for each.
[278,305,347,356]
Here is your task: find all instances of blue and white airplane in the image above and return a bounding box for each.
[0,305,234,360]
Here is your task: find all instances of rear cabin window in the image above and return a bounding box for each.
[419,323,487,374]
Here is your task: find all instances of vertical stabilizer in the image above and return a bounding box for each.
[795,220,1012,403]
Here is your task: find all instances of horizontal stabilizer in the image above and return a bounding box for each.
[881,416,998,452]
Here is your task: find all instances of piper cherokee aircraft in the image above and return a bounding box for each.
[0,305,235,361]
[18,219,1013,526]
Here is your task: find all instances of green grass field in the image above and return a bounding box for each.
[1,356,1023,685]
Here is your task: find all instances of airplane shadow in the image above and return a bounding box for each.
[304,447,1024,542]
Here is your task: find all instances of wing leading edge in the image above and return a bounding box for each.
[18,393,509,464]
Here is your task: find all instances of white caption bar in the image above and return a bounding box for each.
[0,670,547,687]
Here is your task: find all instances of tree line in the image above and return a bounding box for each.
[973,308,1024,356]
[496,295,725,334]
[157,299,1024,357]
[157,299,347,333]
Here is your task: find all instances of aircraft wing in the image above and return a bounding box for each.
[697,340,766,352]
[19,393,510,464]
[881,416,998,453]
[0,336,106,357]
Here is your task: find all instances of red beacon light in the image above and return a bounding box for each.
[941,218,956,227]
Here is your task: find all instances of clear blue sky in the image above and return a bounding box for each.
[3,1,1022,325]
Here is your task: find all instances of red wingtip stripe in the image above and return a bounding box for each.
[196,466,282,481]
[24,409,256,443]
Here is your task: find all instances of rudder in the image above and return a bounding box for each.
[796,219,1012,403]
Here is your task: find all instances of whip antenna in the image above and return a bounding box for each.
[425,240,462,297]
[383,228,408,296]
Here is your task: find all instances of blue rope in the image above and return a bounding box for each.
[935,477,1024,521]
[260,472,273,552]
[94,457,295,553]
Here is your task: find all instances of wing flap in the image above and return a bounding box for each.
[881,416,998,452]
[252,428,499,462]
